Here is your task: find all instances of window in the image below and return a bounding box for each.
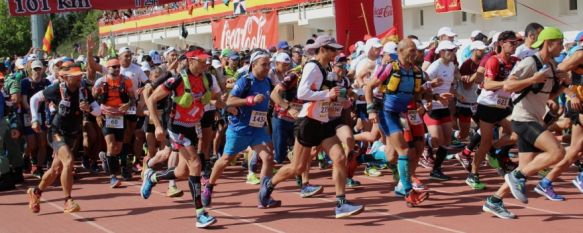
[569,0,578,11]
[462,12,467,22]
[420,9,424,26]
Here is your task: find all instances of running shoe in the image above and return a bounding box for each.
[466,173,486,190]
[455,151,472,172]
[394,181,406,197]
[412,176,428,191]
[140,169,155,199]
[429,169,450,181]
[300,184,323,198]
[258,177,281,209]
[335,201,364,218]
[166,186,184,198]
[364,166,381,177]
[482,197,516,219]
[534,183,565,201]
[419,148,435,169]
[405,189,430,207]
[246,173,261,185]
[573,175,583,193]
[505,171,528,204]
[389,164,399,183]
[202,185,213,207]
[27,188,41,213]
[63,199,81,213]
[346,178,362,188]
[196,212,217,228]
[487,153,500,169]
[449,139,465,149]
[110,176,122,189]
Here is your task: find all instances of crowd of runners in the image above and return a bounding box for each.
[2,21,583,227]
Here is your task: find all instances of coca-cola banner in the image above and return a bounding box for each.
[373,0,394,37]
[8,0,182,16]
[211,12,279,50]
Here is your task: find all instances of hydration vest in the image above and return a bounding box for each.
[379,61,422,94]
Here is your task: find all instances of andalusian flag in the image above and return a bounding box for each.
[42,20,54,54]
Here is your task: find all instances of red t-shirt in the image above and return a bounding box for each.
[163,73,206,126]
[484,55,520,81]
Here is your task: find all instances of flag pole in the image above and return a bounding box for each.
[360,2,371,35]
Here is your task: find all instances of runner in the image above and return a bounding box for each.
[141,47,217,228]
[27,63,100,213]
[262,35,364,218]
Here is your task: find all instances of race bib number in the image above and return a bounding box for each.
[249,111,268,128]
[319,101,330,119]
[407,110,423,125]
[471,104,478,114]
[23,113,32,127]
[329,102,344,118]
[105,115,124,129]
[496,96,509,107]
[126,105,137,115]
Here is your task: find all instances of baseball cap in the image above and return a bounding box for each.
[306,35,343,50]
[184,48,211,60]
[61,64,85,76]
[141,61,151,72]
[275,53,291,63]
[383,42,397,54]
[470,41,487,51]
[489,32,502,47]
[164,47,177,57]
[436,40,458,53]
[532,27,564,49]
[28,54,39,61]
[437,27,457,37]
[277,41,290,50]
[471,30,483,38]
[118,47,132,55]
[15,58,25,70]
[31,60,44,69]
[366,38,383,49]
[575,31,583,42]
[229,52,240,61]
[412,39,429,50]
[211,59,222,69]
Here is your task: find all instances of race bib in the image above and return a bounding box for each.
[105,115,124,129]
[319,101,330,119]
[471,103,478,114]
[290,102,303,111]
[496,96,509,107]
[249,110,268,128]
[204,104,217,112]
[407,110,423,125]
[126,105,137,115]
[23,113,32,127]
[329,102,344,118]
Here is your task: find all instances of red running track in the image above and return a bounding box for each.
[2,160,583,233]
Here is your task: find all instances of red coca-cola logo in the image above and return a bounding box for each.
[374,5,393,18]
[220,15,268,50]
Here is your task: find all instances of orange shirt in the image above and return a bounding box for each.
[95,76,133,108]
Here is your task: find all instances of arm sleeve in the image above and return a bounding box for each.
[296,63,329,101]
[30,91,46,122]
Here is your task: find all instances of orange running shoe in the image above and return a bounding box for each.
[27,188,41,213]
[64,199,81,213]
[405,189,430,207]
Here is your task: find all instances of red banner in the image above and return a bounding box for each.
[211,12,278,51]
[335,0,403,52]
[434,0,462,13]
[8,0,182,16]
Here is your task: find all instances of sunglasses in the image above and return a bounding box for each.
[109,65,121,69]
[33,67,42,71]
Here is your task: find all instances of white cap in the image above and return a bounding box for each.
[149,50,162,65]
[76,55,86,63]
[355,41,365,55]
[118,47,132,55]
[412,39,429,50]
[366,38,383,49]
[383,42,397,54]
[164,47,177,57]
[275,53,291,63]
[436,40,458,53]
[211,59,222,69]
[141,61,151,72]
[470,30,483,38]
[15,58,25,69]
[27,54,39,61]
[470,41,487,51]
[31,60,44,69]
[489,32,502,47]
[437,27,457,37]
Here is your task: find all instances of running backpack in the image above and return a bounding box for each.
[173,70,213,108]
[96,75,130,104]
[378,61,422,95]
[512,55,559,105]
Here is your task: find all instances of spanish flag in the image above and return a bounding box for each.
[42,20,54,54]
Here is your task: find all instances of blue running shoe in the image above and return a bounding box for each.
[335,201,364,218]
[505,171,528,204]
[196,212,217,228]
[394,181,406,197]
[573,175,583,193]
[300,184,323,198]
[140,169,155,199]
[258,177,281,208]
[482,197,516,219]
[110,176,122,188]
[534,183,565,201]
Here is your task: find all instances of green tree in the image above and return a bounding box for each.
[0,1,32,57]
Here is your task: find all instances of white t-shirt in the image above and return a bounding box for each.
[514,44,538,60]
[203,74,222,112]
[426,59,456,109]
[297,61,331,122]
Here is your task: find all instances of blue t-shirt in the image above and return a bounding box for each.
[383,65,415,113]
[228,74,271,134]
